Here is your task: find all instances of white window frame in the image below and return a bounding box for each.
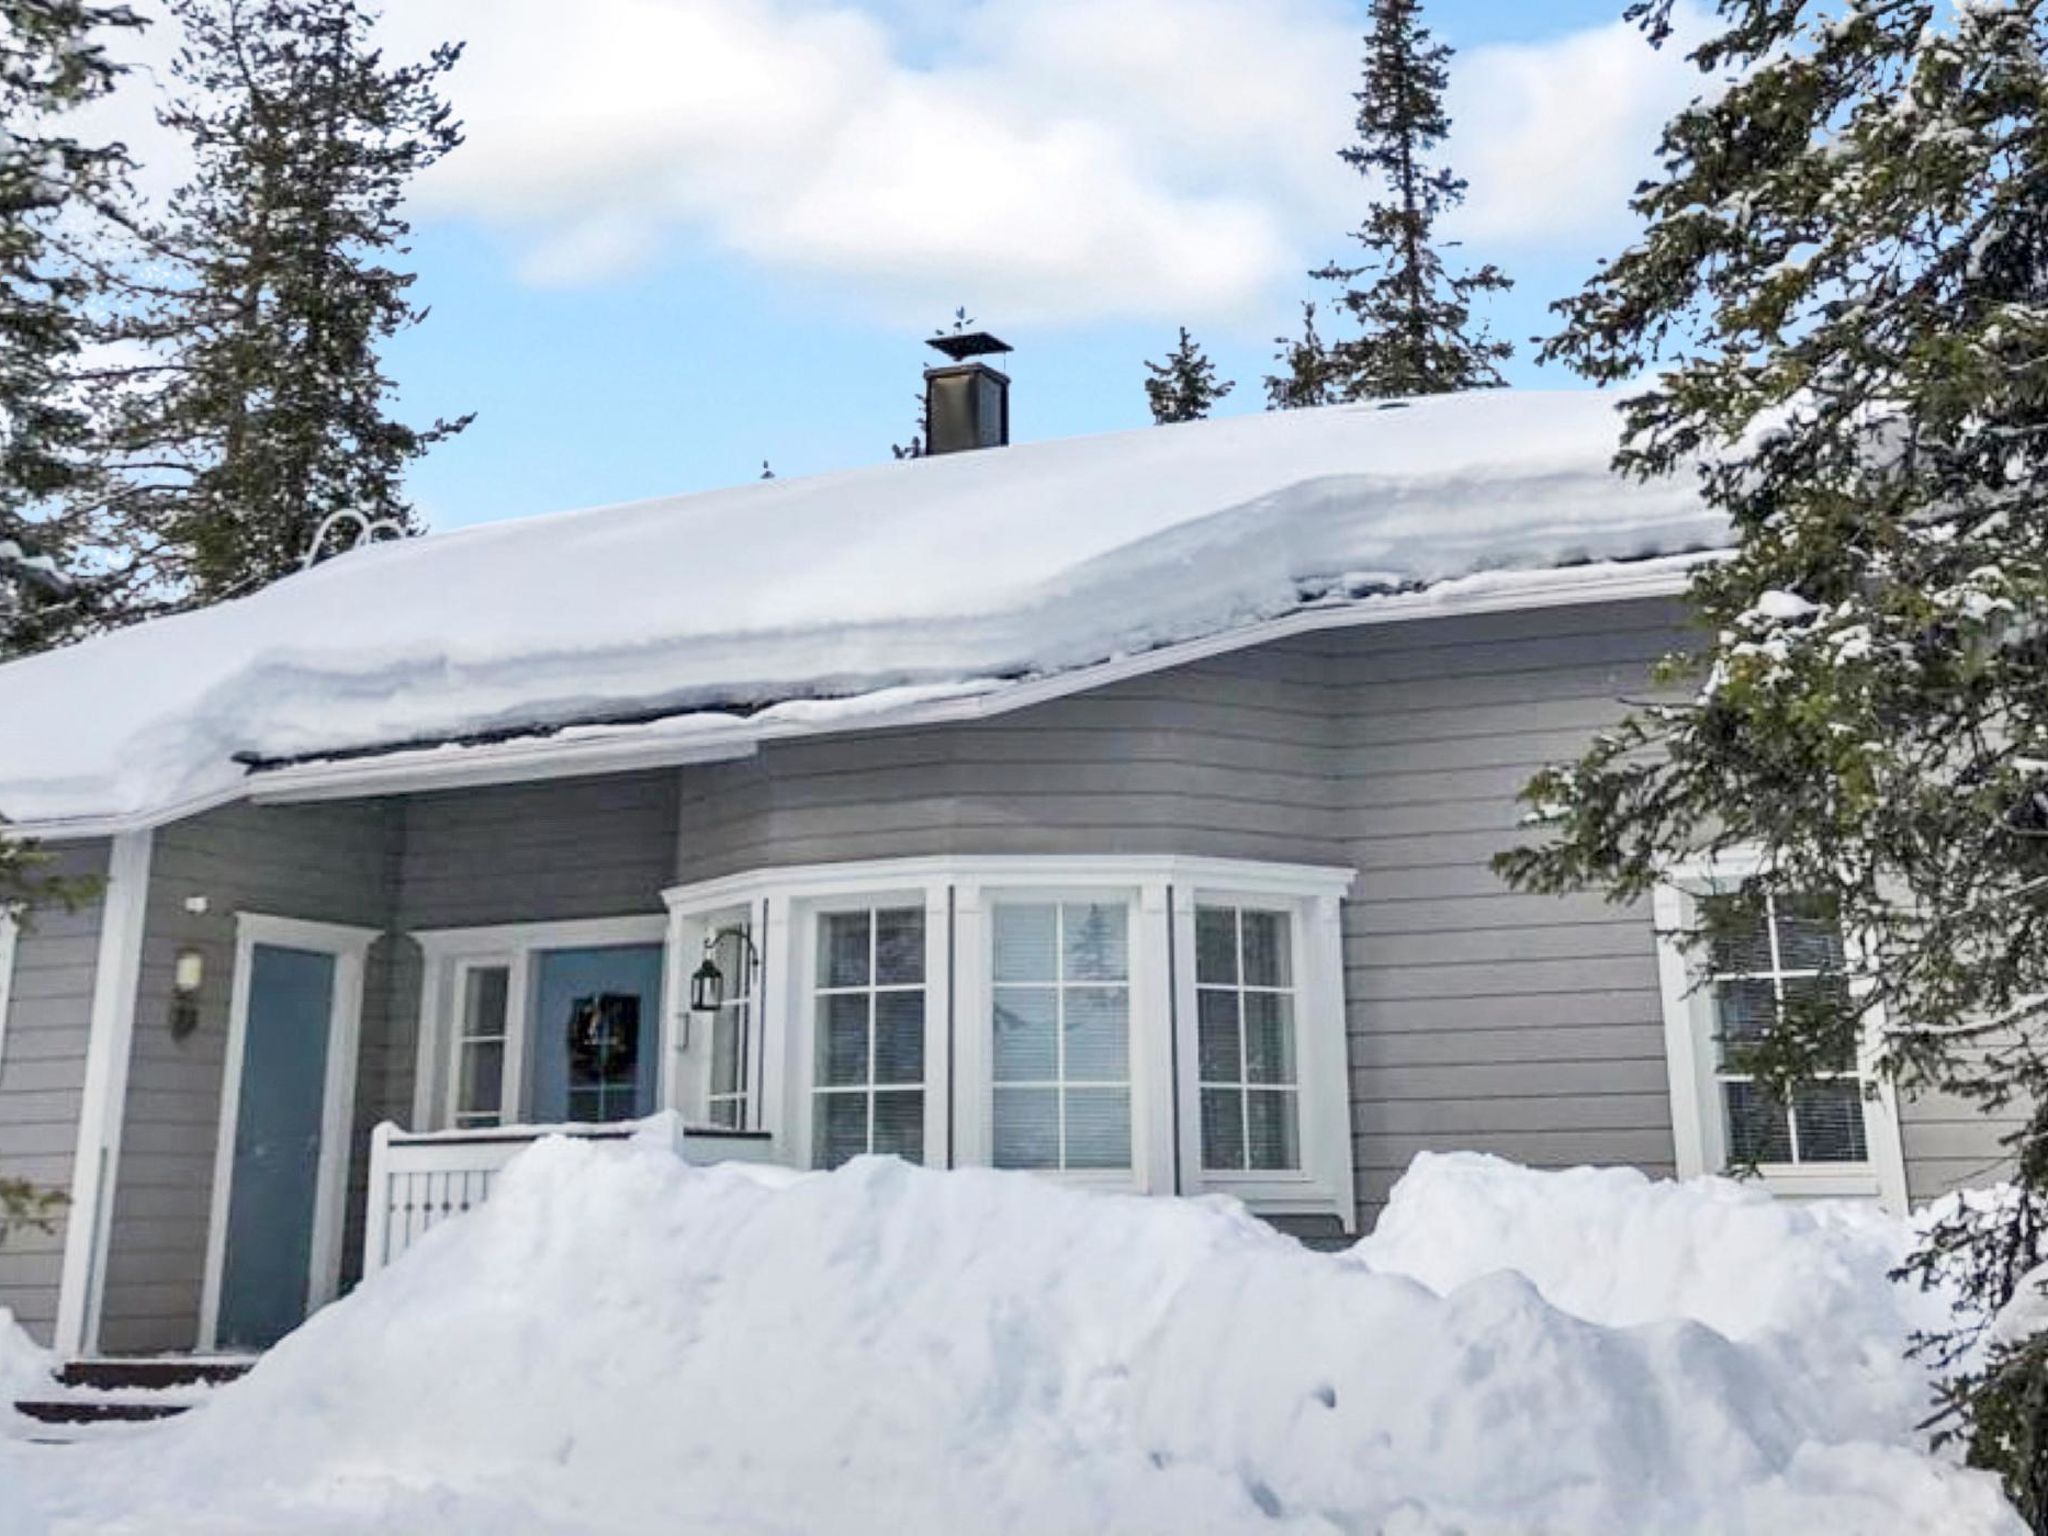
[1653,856,1908,1210]
[969,882,1153,1188]
[409,915,669,1131]
[803,893,940,1169]
[663,854,1355,1225]
[447,957,516,1128]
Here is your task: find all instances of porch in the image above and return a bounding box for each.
[362,1116,775,1273]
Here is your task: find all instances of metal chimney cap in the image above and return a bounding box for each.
[926,331,1013,363]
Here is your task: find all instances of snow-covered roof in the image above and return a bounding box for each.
[0,391,1724,832]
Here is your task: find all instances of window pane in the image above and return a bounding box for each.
[1241,911,1292,989]
[818,993,870,1086]
[708,1098,742,1130]
[1774,896,1845,971]
[1197,989,1241,1082]
[993,1086,1059,1169]
[1064,1088,1131,1170]
[1714,978,1777,1051]
[711,1005,747,1097]
[875,907,926,986]
[1243,992,1296,1085]
[1201,1088,1245,1171]
[1704,893,1773,974]
[815,1093,869,1169]
[462,966,509,1039]
[819,911,871,988]
[1246,1090,1300,1171]
[1780,975,1858,1071]
[874,990,925,1085]
[1063,903,1128,983]
[994,987,1057,1081]
[873,1089,924,1163]
[1195,908,1238,986]
[994,904,1058,983]
[1724,1081,1794,1164]
[568,995,639,1090]
[458,1039,503,1118]
[1794,1081,1868,1162]
[1064,987,1128,1082]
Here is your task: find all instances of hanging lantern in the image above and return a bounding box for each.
[690,954,725,1013]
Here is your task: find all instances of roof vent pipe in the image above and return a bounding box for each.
[923,331,1012,455]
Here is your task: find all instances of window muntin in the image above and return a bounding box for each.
[1703,891,1866,1166]
[706,917,755,1130]
[991,900,1132,1172]
[812,906,926,1168]
[1195,906,1301,1172]
[452,963,511,1127]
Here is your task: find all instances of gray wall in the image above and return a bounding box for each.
[0,840,109,1345]
[100,802,398,1355]
[672,599,1692,1224]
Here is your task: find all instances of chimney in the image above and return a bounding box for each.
[923,330,1012,454]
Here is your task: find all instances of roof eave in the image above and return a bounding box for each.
[14,553,1707,840]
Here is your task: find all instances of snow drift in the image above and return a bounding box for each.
[0,391,1722,826]
[6,1141,2016,1535]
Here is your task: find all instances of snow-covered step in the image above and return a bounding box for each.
[13,1357,250,1431]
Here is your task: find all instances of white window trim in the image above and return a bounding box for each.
[1172,884,1352,1220]
[198,912,381,1354]
[664,854,1355,1225]
[408,915,668,1132]
[0,909,16,1072]
[1653,857,1908,1211]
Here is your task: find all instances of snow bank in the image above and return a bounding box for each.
[0,391,1721,825]
[9,1142,2016,1535]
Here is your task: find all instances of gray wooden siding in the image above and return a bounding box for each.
[0,840,108,1345]
[378,771,681,1125]
[100,802,398,1355]
[673,600,1695,1225]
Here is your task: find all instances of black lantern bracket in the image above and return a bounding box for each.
[689,925,761,1015]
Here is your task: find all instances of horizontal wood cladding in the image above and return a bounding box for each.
[0,840,109,1344]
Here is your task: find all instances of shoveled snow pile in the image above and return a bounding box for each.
[6,1141,2018,1535]
[0,391,1722,827]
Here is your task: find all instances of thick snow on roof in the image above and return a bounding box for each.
[0,390,1722,827]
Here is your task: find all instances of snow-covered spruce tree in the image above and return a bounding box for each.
[1264,300,1338,410]
[0,0,144,657]
[105,0,469,604]
[1311,0,1510,400]
[1143,326,1234,424]
[1492,1,2048,1518]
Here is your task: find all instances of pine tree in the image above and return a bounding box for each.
[0,0,145,656]
[1492,2,2048,1518]
[1313,0,1511,399]
[106,0,469,604]
[1264,301,1338,410]
[1143,327,1234,424]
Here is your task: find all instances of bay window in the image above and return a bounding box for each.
[661,854,1356,1226]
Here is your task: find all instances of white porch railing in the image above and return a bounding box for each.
[362,1116,779,1274]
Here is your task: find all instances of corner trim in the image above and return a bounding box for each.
[53,828,153,1359]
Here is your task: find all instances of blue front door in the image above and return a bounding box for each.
[528,945,664,1123]
[217,944,335,1351]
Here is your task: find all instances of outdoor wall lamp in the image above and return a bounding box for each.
[689,926,760,1014]
[170,947,205,1040]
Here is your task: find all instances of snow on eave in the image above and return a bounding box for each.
[232,552,1710,815]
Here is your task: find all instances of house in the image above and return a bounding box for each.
[0,381,2010,1369]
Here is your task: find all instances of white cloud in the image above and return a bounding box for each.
[1451,9,1710,247]
[77,0,1709,323]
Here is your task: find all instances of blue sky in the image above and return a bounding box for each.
[107,0,1713,530]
